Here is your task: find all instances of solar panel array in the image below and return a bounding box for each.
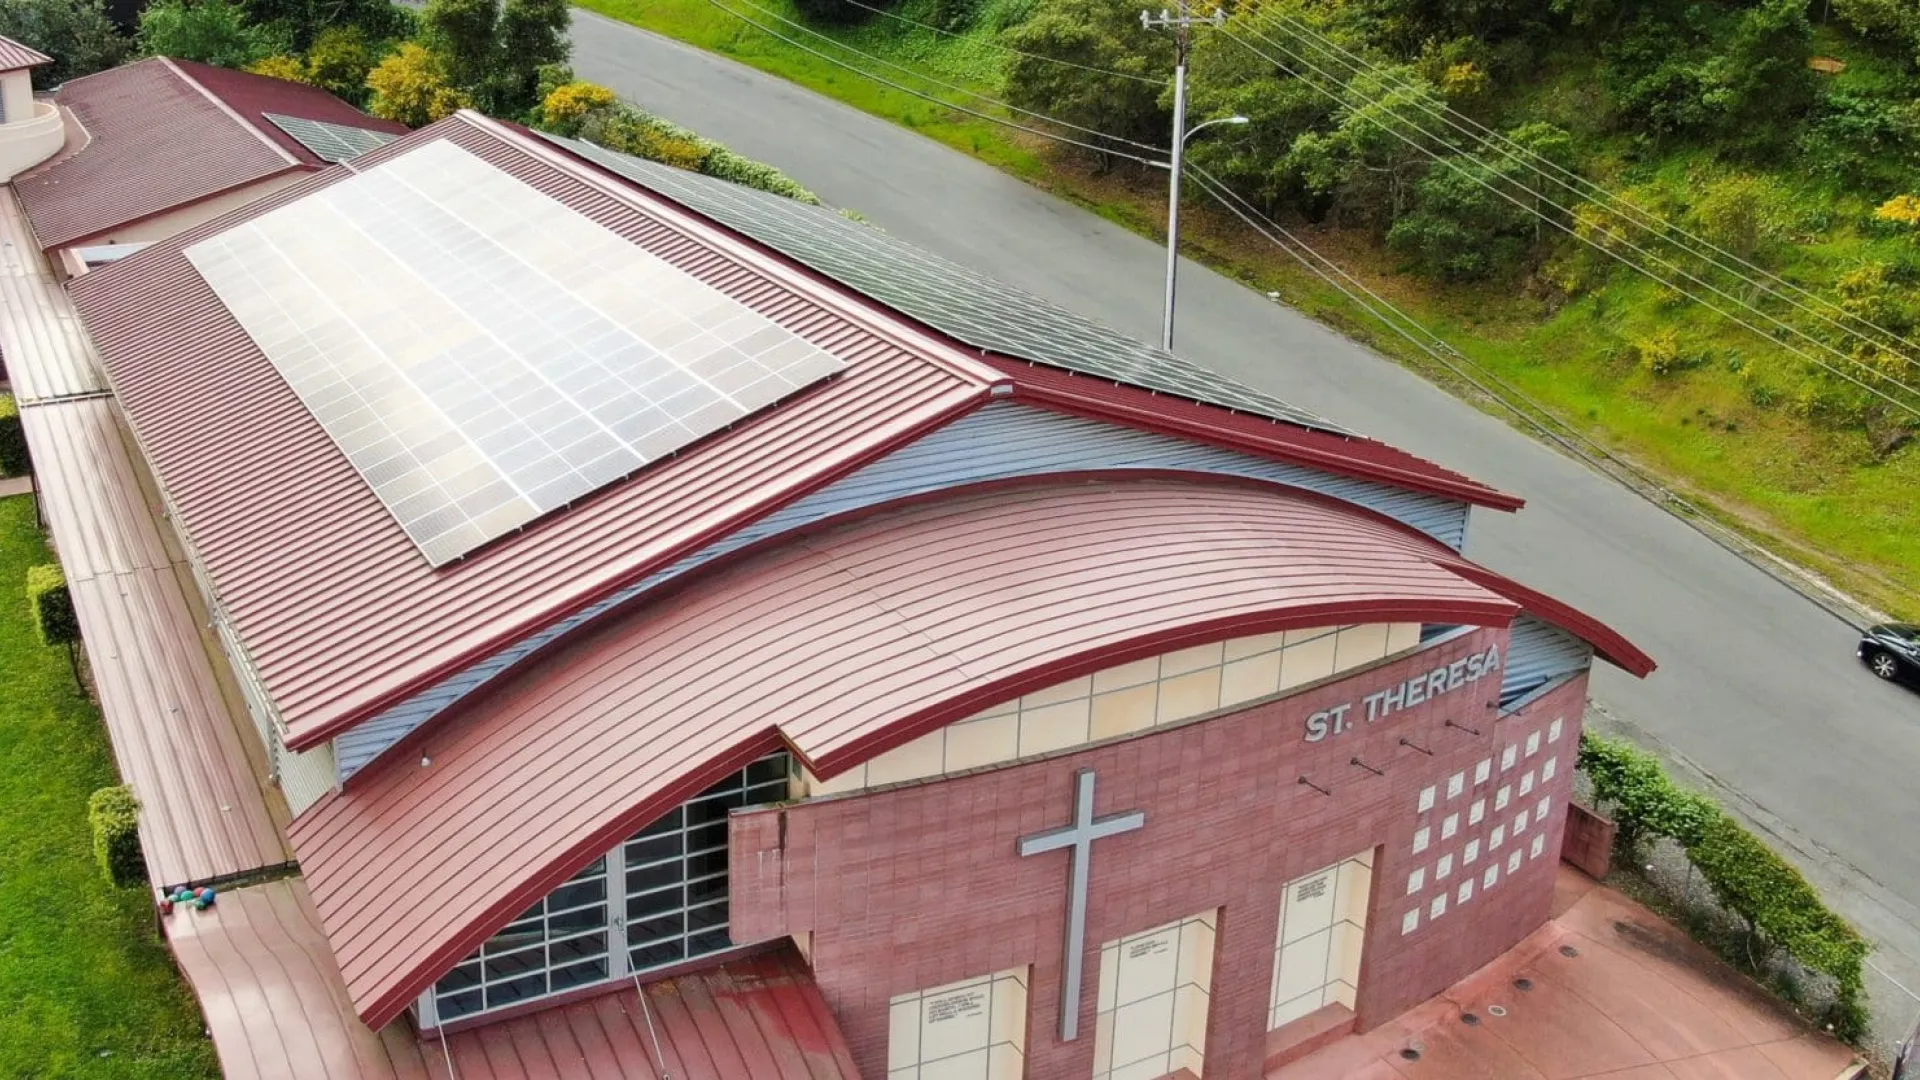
[186,139,846,566]
[263,112,400,163]
[541,132,1344,436]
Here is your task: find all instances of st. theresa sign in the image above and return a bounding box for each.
[1304,644,1502,742]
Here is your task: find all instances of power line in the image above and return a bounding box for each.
[1242,11,1920,373]
[831,0,1166,85]
[1217,25,1920,416]
[703,0,1169,158]
[1184,164,1870,627]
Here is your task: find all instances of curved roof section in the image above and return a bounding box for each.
[290,478,1525,1027]
[14,58,404,249]
[70,112,1518,750]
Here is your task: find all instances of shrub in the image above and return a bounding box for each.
[1628,328,1701,376]
[366,42,469,127]
[540,80,618,136]
[569,102,822,204]
[1874,193,1920,229]
[1579,733,1869,1041]
[25,563,77,648]
[244,54,309,82]
[87,786,146,888]
[0,393,28,477]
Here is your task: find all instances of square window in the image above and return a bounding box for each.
[1417,785,1437,813]
[1526,731,1541,756]
[1495,786,1511,811]
[1412,827,1430,855]
[1446,772,1465,799]
[1502,745,1517,771]
[1407,867,1426,895]
[1542,757,1558,783]
[1491,825,1506,851]
[1456,879,1474,904]
[1531,833,1546,859]
[1474,758,1491,785]
[1520,771,1536,796]
[1436,854,1454,880]
[1515,809,1530,834]
[1469,799,1486,825]
[1464,839,1481,865]
[1548,718,1564,743]
[1507,850,1522,874]
[1429,893,1448,920]
[1483,864,1499,889]
[1441,813,1459,840]
[1402,909,1420,935]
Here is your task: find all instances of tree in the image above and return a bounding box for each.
[418,0,567,116]
[365,41,467,126]
[1281,64,1448,229]
[0,0,130,86]
[306,24,376,104]
[138,0,279,67]
[493,0,569,115]
[999,0,1170,169]
[239,0,409,52]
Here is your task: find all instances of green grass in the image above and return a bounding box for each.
[0,495,218,1078]
[578,0,1919,617]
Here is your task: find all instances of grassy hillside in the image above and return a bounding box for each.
[579,0,1920,617]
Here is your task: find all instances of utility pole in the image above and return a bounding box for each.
[1142,2,1226,352]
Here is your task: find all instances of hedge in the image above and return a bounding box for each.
[0,392,27,477]
[1579,733,1869,1041]
[25,563,77,647]
[87,785,146,888]
[538,82,823,205]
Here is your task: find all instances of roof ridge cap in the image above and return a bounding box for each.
[162,57,303,168]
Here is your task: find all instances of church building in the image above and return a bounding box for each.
[55,108,1652,1078]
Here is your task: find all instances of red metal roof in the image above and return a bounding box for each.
[994,358,1525,511]
[13,57,401,249]
[0,35,53,73]
[168,876,856,1080]
[71,113,1001,751]
[70,113,1529,753]
[290,477,1525,1027]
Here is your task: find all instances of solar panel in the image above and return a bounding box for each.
[539,132,1345,436]
[263,112,400,163]
[185,140,846,566]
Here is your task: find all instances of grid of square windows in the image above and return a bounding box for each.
[427,751,791,1024]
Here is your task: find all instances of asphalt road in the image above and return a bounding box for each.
[567,8,1920,1027]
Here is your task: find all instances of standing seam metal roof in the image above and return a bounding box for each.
[291,478,1526,1027]
[70,113,1003,749]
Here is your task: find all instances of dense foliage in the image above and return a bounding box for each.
[139,0,285,68]
[24,563,77,649]
[538,79,824,202]
[0,0,128,85]
[1579,733,1870,1041]
[0,394,28,478]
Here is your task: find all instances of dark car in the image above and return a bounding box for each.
[1860,623,1920,685]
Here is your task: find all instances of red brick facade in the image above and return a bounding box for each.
[730,628,1590,1080]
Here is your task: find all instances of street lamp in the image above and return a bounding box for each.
[1161,113,1247,351]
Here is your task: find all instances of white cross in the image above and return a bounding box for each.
[1017,768,1145,1042]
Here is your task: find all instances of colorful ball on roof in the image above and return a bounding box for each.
[198,887,216,908]
[158,897,174,916]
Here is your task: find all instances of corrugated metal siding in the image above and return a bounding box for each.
[277,736,338,815]
[70,115,996,751]
[292,480,1518,1026]
[336,402,1472,778]
[1501,614,1593,706]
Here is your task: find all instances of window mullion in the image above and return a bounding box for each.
[608,835,631,979]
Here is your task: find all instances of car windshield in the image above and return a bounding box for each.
[1882,624,1920,642]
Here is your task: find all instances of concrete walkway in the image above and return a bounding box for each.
[1275,868,1862,1080]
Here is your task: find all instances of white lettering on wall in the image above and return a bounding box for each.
[1304,644,1501,743]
